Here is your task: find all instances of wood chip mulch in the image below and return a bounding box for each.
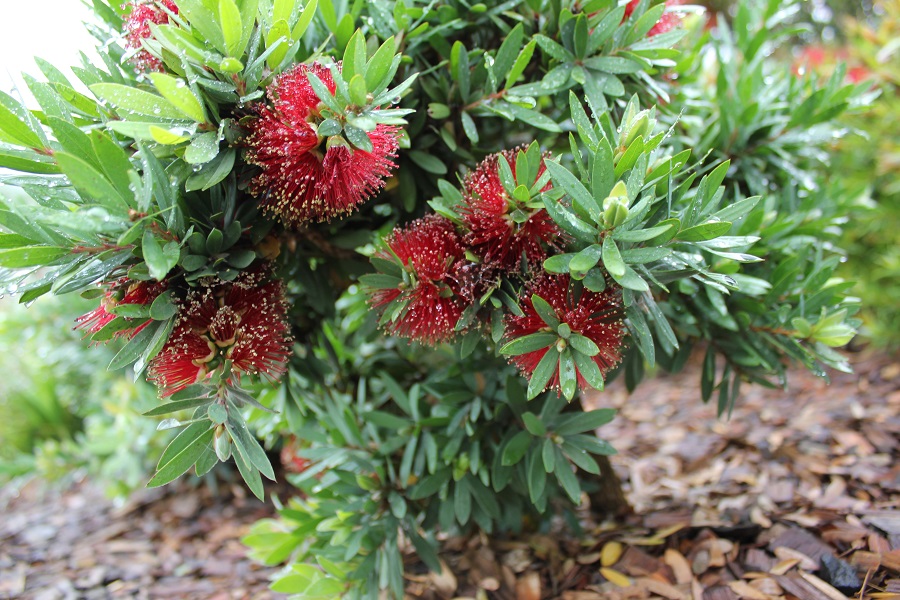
[405,350,900,599]
[1,350,897,599]
[0,479,286,599]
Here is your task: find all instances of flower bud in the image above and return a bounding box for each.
[219,58,244,73]
[214,424,232,461]
[453,453,470,481]
[602,181,630,229]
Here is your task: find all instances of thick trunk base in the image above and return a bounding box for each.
[586,454,632,518]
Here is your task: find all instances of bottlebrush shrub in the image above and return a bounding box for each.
[0,0,868,596]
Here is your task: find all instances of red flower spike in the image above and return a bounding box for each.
[123,0,178,73]
[504,274,626,394]
[462,149,563,274]
[281,436,312,474]
[148,269,292,396]
[245,62,401,227]
[623,0,683,37]
[370,214,470,344]
[76,279,167,339]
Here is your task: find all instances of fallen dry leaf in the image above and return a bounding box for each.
[600,567,633,587]
[601,541,624,567]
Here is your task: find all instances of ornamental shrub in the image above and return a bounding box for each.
[0,0,871,596]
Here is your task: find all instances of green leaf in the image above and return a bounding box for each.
[676,221,732,242]
[610,264,648,292]
[148,428,213,487]
[306,71,343,113]
[500,332,557,356]
[558,349,577,400]
[545,160,600,223]
[531,295,560,329]
[527,347,559,400]
[365,36,396,91]
[542,196,598,244]
[291,0,318,40]
[461,111,479,144]
[453,477,471,524]
[568,334,600,356]
[219,0,243,56]
[232,441,265,500]
[409,150,447,174]
[90,83,187,120]
[142,230,179,281]
[0,93,45,148]
[344,125,373,153]
[501,431,531,466]
[544,253,573,274]
[0,144,59,173]
[149,290,179,320]
[542,438,556,472]
[227,412,276,481]
[108,319,163,370]
[569,244,603,276]
[208,403,228,425]
[0,246,69,268]
[343,30,368,81]
[348,74,367,106]
[143,397,213,417]
[265,19,292,69]
[601,236,625,277]
[553,449,582,503]
[504,103,563,132]
[149,73,207,123]
[55,152,128,211]
[561,440,600,474]
[621,247,672,264]
[627,304,655,367]
[583,56,642,74]
[527,448,547,502]
[185,149,235,192]
[554,408,615,436]
[0,233,36,249]
[506,39,536,89]
[184,132,220,165]
[172,0,227,53]
[522,412,546,436]
[90,131,135,201]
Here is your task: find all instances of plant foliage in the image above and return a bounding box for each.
[0,0,870,595]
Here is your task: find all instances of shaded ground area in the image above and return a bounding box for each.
[407,351,900,599]
[0,480,285,599]
[1,350,898,599]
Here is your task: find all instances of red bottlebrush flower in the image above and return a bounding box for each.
[370,214,470,344]
[847,66,871,84]
[461,149,562,274]
[76,278,167,339]
[623,0,683,37]
[245,62,401,227]
[504,274,626,394]
[280,436,312,475]
[148,270,292,396]
[123,0,178,73]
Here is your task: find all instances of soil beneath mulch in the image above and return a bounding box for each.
[1,350,898,599]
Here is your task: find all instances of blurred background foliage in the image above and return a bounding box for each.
[0,206,170,494]
[0,0,897,490]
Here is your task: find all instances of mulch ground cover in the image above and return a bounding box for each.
[1,349,898,599]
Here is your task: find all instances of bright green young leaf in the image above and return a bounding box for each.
[149,73,207,123]
[219,0,243,57]
[91,83,187,120]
